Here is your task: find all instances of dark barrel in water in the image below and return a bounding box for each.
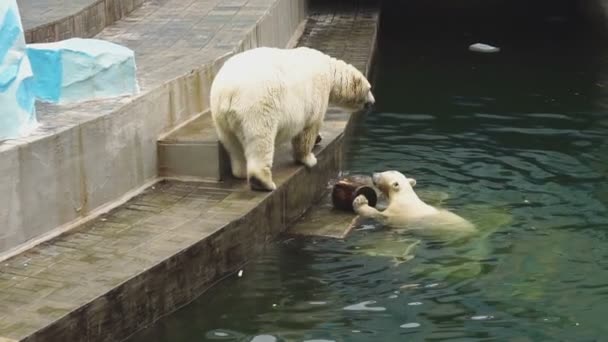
[331,175,378,212]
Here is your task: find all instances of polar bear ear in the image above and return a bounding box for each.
[391,181,400,191]
[409,178,417,187]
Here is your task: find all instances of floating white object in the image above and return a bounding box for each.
[27,38,139,104]
[343,300,386,312]
[0,0,37,140]
[237,269,243,277]
[469,43,500,53]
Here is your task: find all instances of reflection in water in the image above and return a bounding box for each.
[128,0,608,341]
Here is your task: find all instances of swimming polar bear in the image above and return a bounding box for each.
[210,47,375,191]
[352,171,476,233]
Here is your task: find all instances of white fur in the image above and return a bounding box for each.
[353,171,476,233]
[210,47,375,191]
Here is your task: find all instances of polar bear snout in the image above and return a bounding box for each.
[364,91,375,109]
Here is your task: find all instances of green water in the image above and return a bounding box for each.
[129,1,608,341]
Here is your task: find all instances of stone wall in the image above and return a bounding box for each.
[0,0,308,258]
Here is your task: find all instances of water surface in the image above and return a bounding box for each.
[129,1,608,341]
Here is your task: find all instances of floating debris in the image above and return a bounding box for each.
[343,300,386,312]
[469,43,500,53]
[237,269,243,277]
[205,329,244,340]
[400,322,421,329]
[309,301,327,305]
[356,224,376,231]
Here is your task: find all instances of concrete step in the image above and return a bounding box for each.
[19,0,146,43]
[157,109,333,182]
[157,111,228,181]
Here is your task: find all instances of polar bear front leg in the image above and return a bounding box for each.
[292,123,321,168]
[353,195,383,219]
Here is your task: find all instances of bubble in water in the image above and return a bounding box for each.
[408,302,422,306]
[471,315,494,320]
[343,300,386,311]
[400,322,421,328]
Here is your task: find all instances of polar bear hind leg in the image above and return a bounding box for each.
[244,131,277,191]
[216,126,247,179]
[291,122,320,168]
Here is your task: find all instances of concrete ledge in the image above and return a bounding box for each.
[0,0,308,257]
[21,0,146,43]
[0,111,349,342]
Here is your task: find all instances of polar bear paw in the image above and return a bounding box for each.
[231,163,247,179]
[315,134,323,145]
[249,176,277,192]
[300,153,318,168]
[353,194,368,209]
[248,166,277,192]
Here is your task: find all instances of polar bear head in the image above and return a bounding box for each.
[329,59,375,111]
[372,170,417,198]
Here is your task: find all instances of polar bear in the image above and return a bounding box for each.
[352,171,476,233]
[210,47,375,191]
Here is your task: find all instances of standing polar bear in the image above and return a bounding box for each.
[210,47,375,191]
[353,171,476,233]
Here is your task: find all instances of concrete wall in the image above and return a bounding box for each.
[0,0,308,258]
[578,0,608,33]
